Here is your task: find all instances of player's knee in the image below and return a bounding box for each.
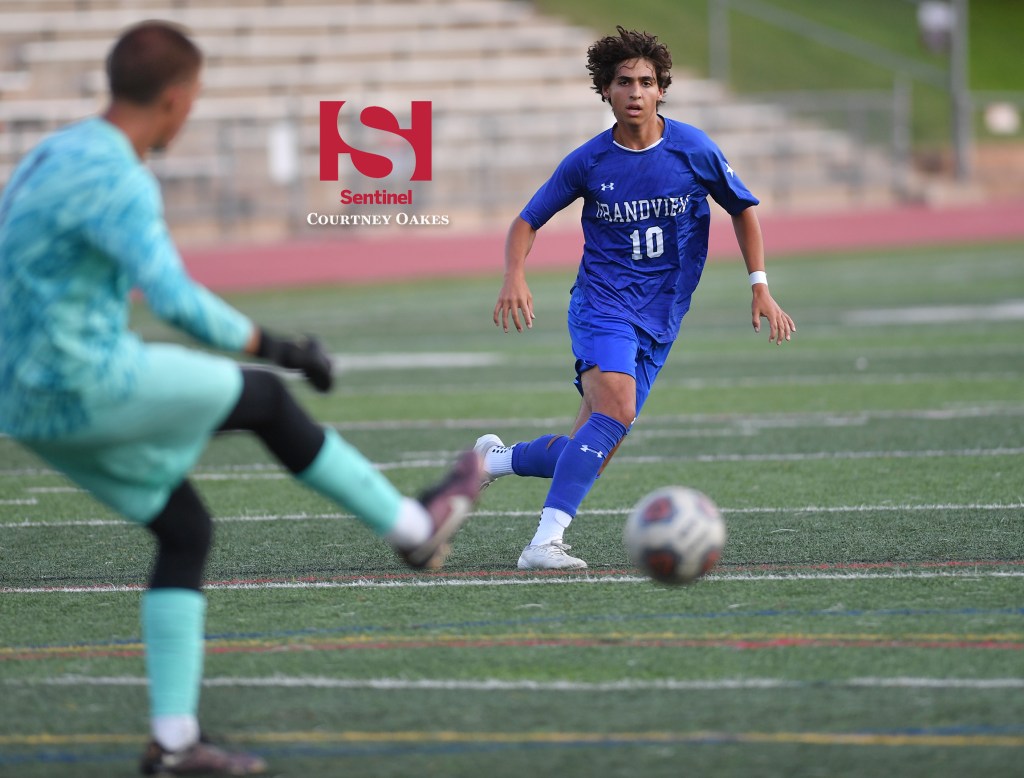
[598,401,635,429]
[236,367,324,474]
[263,369,291,409]
[147,482,213,590]
[242,368,291,416]
[583,373,636,427]
[616,405,636,428]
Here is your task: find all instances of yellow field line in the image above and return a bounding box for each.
[2,730,1022,748]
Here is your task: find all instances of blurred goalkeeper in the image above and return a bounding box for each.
[0,21,480,776]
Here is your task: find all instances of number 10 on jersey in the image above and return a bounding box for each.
[630,226,665,260]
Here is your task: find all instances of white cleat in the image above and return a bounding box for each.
[516,541,588,570]
[473,433,505,490]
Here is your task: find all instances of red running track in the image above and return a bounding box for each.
[181,200,1024,292]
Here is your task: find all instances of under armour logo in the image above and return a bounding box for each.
[601,182,615,191]
[579,444,605,459]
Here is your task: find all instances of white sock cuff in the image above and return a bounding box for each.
[484,445,515,477]
[152,714,200,752]
[531,507,573,546]
[384,497,432,549]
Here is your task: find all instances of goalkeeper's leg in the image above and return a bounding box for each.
[218,369,480,563]
[141,481,266,774]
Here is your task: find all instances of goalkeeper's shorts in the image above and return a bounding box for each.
[24,343,242,524]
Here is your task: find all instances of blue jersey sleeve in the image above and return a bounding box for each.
[686,135,759,216]
[520,148,589,229]
[82,168,253,352]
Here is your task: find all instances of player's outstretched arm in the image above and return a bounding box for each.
[494,216,537,333]
[731,208,796,345]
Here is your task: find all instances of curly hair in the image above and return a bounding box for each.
[586,26,672,103]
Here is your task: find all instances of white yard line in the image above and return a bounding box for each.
[843,300,1024,325]
[2,502,1021,530]
[326,404,1024,431]
[3,569,1022,594]
[325,371,1023,397]
[189,445,1024,472]
[3,445,1021,481]
[330,352,502,371]
[2,404,1023,449]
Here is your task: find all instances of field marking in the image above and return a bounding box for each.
[10,674,1024,692]
[617,447,1024,466]
[383,445,1024,470]
[4,568,1023,595]
[4,630,1022,662]
[2,444,1022,481]
[2,403,1022,478]
[331,352,502,371]
[4,604,1022,656]
[322,342,1024,371]
[138,369,1024,400]
[324,370,1023,397]
[323,404,1024,431]
[1,728,1022,750]
[4,404,1021,444]
[503,342,1024,364]
[843,300,1024,326]
[3,502,1021,530]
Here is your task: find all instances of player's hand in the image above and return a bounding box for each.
[751,287,796,345]
[257,330,334,392]
[493,274,535,333]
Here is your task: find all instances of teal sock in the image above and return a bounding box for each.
[141,589,206,718]
[298,427,402,535]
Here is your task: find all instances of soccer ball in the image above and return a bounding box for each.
[623,486,726,584]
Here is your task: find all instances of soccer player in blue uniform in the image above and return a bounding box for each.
[476,27,795,570]
[0,22,480,775]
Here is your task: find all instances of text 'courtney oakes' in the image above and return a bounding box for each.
[306,213,450,226]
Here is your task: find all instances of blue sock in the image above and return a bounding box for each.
[544,413,627,517]
[511,434,570,478]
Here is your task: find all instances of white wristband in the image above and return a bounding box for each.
[749,270,768,287]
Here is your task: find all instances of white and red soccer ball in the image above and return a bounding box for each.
[624,486,726,584]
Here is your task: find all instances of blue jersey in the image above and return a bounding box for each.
[521,117,758,343]
[0,117,252,439]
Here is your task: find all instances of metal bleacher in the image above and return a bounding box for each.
[0,0,908,241]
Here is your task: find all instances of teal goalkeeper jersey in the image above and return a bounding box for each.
[0,117,252,439]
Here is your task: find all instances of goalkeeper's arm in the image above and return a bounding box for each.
[246,328,334,393]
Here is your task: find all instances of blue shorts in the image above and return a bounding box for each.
[567,290,673,419]
[24,344,243,524]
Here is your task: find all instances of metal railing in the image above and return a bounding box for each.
[708,0,972,178]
